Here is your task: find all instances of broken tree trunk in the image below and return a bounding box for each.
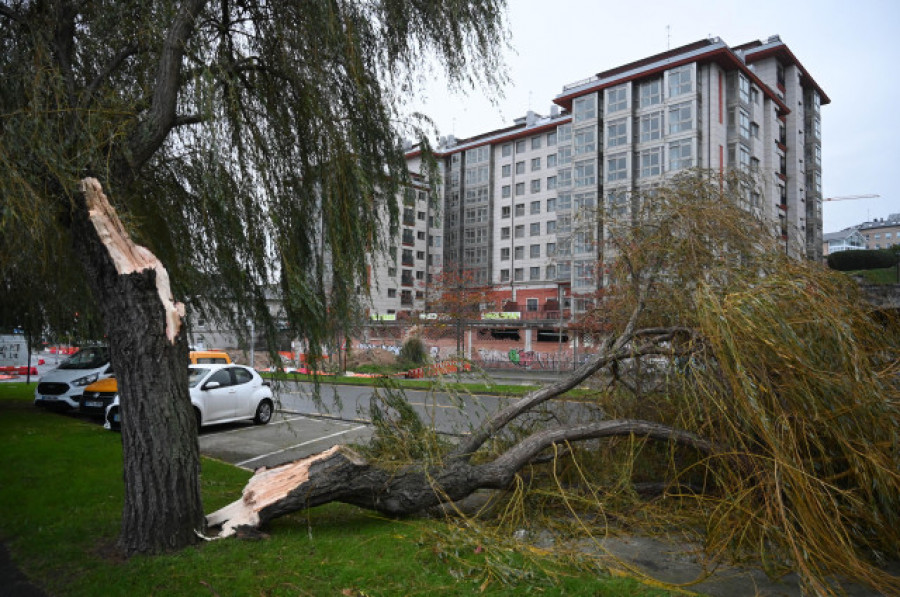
[73,178,203,555]
[206,420,711,538]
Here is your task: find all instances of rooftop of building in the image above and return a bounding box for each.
[858,214,900,230]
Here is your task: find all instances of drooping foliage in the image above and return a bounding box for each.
[566,171,900,594]
[0,0,508,353]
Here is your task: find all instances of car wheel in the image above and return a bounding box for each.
[254,399,273,425]
[106,406,121,431]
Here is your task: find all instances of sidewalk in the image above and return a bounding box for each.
[0,543,47,597]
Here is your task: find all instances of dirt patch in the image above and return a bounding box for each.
[346,348,398,369]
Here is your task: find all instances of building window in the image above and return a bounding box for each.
[739,74,751,104]
[558,192,571,210]
[530,222,540,236]
[639,112,662,143]
[500,269,510,281]
[502,164,511,177]
[501,185,511,198]
[500,226,510,239]
[387,288,397,298]
[515,225,524,238]
[466,145,489,163]
[546,264,556,279]
[546,176,557,190]
[547,131,557,146]
[417,230,425,240]
[558,167,572,187]
[501,206,511,219]
[547,153,558,168]
[531,157,541,171]
[574,126,597,155]
[516,140,526,153]
[739,145,751,171]
[530,244,541,258]
[515,182,525,196]
[500,247,510,261]
[531,136,541,150]
[547,243,557,257]
[515,161,525,174]
[668,102,693,134]
[639,79,662,107]
[573,230,594,254]
[515,203,525,217]
[574,160,596,187]
[739,109,751,139]
[557,123,572,144]
[514,245,525,260]
[573,94,597,122]
[501,143,512,157]
[464,206,488,224]
[668,65,693,97]
[750,122,760,139]
[546,220,556,234]
[668,140,693,171]
[607,119,627,148]
[574,191,595,211]
[387,267,396,277]
[557,145,572,166]
[640,147,662,178]
[606,85,627,113]
[546,197,556,212]
[514,268,524,282]
[530,179,541,193]
[607,153,627,182]
[530,200,541,215]
[530,267,540,281]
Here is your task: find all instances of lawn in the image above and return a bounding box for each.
[0,383,667,596]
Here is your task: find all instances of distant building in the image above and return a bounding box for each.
[822,228,866,256]
[368,35,828,320]
[858,214,900,251]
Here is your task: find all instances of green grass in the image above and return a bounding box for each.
[0,382,666,596]
[848,266,900,284]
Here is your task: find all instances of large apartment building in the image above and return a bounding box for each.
[369,35,827,319]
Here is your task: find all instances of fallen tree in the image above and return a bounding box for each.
[207,172,900,596]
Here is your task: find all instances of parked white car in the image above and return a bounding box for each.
[105,364,274,430]
[34,346,112,410]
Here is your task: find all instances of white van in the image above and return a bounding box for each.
[34,346,112,410]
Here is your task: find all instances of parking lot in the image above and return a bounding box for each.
[198,412,371,470]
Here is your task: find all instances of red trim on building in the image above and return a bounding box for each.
[553,43,790,115]
[743,44,830,104]
[718,71,723,124]
[719,145,724,174]
[405,118,572,160]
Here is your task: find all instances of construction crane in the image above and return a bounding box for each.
[823,194,880,201]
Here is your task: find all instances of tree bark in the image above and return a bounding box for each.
[73,178,204,556]
[206,421,711,539]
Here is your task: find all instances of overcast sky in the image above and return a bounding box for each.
[410,0,899,233]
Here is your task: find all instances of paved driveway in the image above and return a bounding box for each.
[198,412,371,470]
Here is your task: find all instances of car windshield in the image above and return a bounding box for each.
[188,368,211,388]
[58,347,110,370]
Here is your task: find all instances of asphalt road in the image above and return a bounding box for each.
[198,379,604,470]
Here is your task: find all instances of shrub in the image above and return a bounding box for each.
[827,249,898,271]
[399,336,427,367]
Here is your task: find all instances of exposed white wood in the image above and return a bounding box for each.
[81,178,184,342]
